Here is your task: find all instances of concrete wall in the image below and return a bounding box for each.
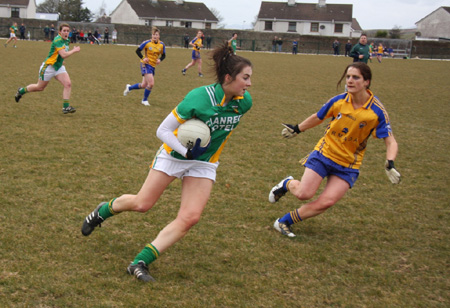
[417,8,450,39]
[1,17,449,58]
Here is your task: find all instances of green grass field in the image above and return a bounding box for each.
[1,40,449,307]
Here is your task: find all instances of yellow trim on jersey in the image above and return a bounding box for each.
[209,131,233,163]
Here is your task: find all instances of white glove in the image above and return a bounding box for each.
[281,123,301,139]
[385,160,401,184]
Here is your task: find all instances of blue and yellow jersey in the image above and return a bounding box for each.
[43,35,70,71]
[163,83,252,163]
[377,45,384,54]
[312,90,392,169]
[138,39,165,67]
[191,37,202,52]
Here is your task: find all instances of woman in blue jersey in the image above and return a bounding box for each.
[181,30,204,77]
[269,62,401,238]
[81,42,253,282]
[123,27,166,106]
[15,23,80,114]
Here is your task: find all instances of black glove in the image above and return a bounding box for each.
[281,123,301,139]
[186,138,209,160]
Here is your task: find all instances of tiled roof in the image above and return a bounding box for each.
[257,1,353,22]
[127,0,218,21]
[0,0,30,6]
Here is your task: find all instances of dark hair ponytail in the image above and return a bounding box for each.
[211,42,252,85]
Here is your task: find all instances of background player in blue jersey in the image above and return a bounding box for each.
[81,42,253,282]
[269,62,401,238]
[123,27,166,106]
[182,30,204,77]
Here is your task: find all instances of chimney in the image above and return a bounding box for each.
[288,0,295,6]
[318,0,326,7]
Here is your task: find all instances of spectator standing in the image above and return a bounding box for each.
[292,39,298,55]
[71,28,78,43]
[19,23,26,40]
[44,25,50,41]
[112,28,118,44]
[344,40,352,57]
[50,24,55,41]
[104,27,109,44]
[272,36,277,52]
[183,33,190,48]
[277,37,283,52]
[332,39,340,55]
[206,34,212,49]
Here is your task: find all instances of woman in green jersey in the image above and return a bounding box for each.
[15,23,80,114]
[81,42,253,282]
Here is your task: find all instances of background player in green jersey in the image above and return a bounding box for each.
[123,27,166,106]
[15,23,80,114]
[4,22,18,48]
[228,33,239,55]
[81,42,253,282]
[269,63,401,238]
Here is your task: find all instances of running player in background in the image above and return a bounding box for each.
[4,22,18,48]
[81,42,253,283]
[182,30,204,77]
[123,27,166,106]
[269,62,401,238]
[14,23,80,114]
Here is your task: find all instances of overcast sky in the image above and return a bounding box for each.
[38,0,450,30]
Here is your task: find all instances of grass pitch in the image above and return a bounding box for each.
[0,40,449,307]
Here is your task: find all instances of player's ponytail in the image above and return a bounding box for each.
[211,42,252,85]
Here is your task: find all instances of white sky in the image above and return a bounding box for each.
[37,0,450,30]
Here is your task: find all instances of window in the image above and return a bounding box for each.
[166,20,173,27]
[145,19,152,26]
[205,23,211,30]
[310,23,319,32]
[264,21,273,31]
[288,22,296,32]
[334,24,343,33]
[185,22,192,28]
[11,7,20,18]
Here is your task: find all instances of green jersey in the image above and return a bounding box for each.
[164,83,252,162]
[44,34,70,71]
[230,39,237,54]
[349,43,370,64]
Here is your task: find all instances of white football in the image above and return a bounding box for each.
[177,118,211,149]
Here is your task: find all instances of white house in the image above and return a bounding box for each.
[415,6,450,40]
[110,0,218,29]
[0,0,36,19]
[254,0,360,37]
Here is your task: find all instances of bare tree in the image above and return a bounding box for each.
[210,7,225,29]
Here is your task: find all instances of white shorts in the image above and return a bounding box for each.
[39,63,67,81]
[151,148,219,182]
[10,33,16,38]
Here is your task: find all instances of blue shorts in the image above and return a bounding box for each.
[303,151,359,188]
[140,63,155,76]
[191,50,201,60]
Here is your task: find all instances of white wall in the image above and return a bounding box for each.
[417,8,450,39]
[254,20,352,37]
